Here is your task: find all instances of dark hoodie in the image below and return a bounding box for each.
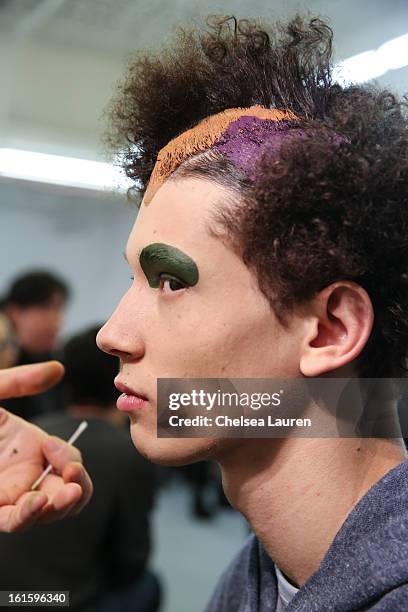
[205,459,408,611]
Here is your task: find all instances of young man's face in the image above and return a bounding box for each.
[97,178,306,465]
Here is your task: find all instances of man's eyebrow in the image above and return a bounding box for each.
[123,249,143,264]
[138,242,199,286]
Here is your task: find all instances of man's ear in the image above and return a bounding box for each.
[299,281,374,376]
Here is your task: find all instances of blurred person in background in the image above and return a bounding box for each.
[0,326,160,612]
[179,461,232,520]
[1,269,69,420]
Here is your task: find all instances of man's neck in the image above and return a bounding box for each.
[219,434,406,587]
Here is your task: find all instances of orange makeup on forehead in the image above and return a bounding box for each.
[143,105,297,205]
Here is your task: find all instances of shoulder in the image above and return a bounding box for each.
[368,584,408,610]
[335,459,408,563]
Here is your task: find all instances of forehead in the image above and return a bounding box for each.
[126,176,267,304]
[127,178,227,256]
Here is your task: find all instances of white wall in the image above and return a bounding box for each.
[0,179,137,340]
[1,0,407,160]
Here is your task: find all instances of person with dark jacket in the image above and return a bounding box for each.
[0,326,160,612]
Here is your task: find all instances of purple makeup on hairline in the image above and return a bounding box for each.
[213,115,346,181]
[213,116,302,181]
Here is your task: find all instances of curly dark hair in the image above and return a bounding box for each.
[106,15,408,378]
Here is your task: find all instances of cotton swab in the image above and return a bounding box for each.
[31,420,88,491]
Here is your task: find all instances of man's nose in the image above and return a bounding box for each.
[96,295,145,361]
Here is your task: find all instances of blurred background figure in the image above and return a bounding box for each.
[1,269,69,420]
[178,462,233,520]
[0,312,18,369]
[0,325,160,612]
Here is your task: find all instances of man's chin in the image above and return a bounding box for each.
[129,423,226,466]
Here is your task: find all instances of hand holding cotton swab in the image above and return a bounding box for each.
[31,420,88,491]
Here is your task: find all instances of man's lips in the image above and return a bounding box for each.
[114,378,148,412]
[114,379,148,399]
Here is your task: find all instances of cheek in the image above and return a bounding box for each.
[145,280,292,377]
[152,304,279,377]
[198,304,296,377]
